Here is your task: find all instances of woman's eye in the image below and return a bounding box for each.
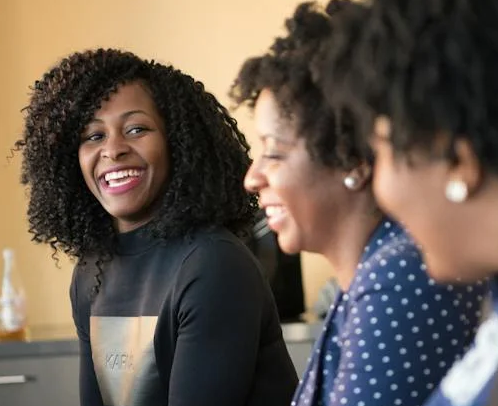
[82,132,104,143]
[262,150,285,160]
[127,126,147,135]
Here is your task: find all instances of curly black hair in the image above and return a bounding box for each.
[16,48,258,270]
[317,0,498,172]
[229,1,369,170]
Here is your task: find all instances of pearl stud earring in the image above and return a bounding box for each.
[445,179,468,203]
[343,176,358,190]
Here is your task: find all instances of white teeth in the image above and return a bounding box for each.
[104,169,142,182]
[108,178,134,188]
[265,206,285,217]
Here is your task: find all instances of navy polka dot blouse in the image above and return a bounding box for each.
[291,219,487,406]
[423,280,498,406]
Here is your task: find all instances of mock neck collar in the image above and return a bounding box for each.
[115,224,159,255]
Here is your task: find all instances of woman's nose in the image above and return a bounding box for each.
[244,159,267,193]
[101,134,131,161]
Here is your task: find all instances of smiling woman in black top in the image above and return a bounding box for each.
[15,48,298,406]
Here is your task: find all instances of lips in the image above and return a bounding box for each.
[263,204,288,231]
[98,167,145,195]
[104,168,143,183]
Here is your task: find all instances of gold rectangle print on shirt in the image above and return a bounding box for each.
[90,316,160,406]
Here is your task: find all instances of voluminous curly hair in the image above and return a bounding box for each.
[229,1,369,170]
[17,48,258,264]
[318,0,498,173]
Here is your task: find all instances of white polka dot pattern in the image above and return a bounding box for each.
[422,281,498,406]
[291,219,487,406]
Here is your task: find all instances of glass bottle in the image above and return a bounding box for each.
[0,248,27,341]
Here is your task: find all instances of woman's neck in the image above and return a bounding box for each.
[322,201,383,292]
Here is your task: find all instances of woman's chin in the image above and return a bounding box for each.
[276,232,302,255]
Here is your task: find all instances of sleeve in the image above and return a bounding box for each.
[69,264,104,406]
[325,242,485,406]
[166,239,271,406]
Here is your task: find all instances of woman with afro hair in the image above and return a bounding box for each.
[315,0,498,404]
[16,48,298,406]
[230,2,487,406]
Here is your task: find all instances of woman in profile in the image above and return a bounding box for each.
[315,0,498,404]
[230,2,487,405]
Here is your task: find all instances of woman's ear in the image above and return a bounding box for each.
[343,162,372,192]
[445,138,482,203]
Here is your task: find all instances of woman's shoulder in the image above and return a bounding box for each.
[71,255,100,283]
[351,221,487,307]
[180,227,255,260]
[173,227,264,287]
[355,221,424,282]
[70,256,100,310]
[171,227,269,305]
[189,226,249,246]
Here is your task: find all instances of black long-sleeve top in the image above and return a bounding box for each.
[70,227,298,406]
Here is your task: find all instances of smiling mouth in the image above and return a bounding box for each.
[265,205,286,217]
[264,205,288,231]
[101,169,145,189]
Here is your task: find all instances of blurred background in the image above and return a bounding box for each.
[0,0,332,332]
